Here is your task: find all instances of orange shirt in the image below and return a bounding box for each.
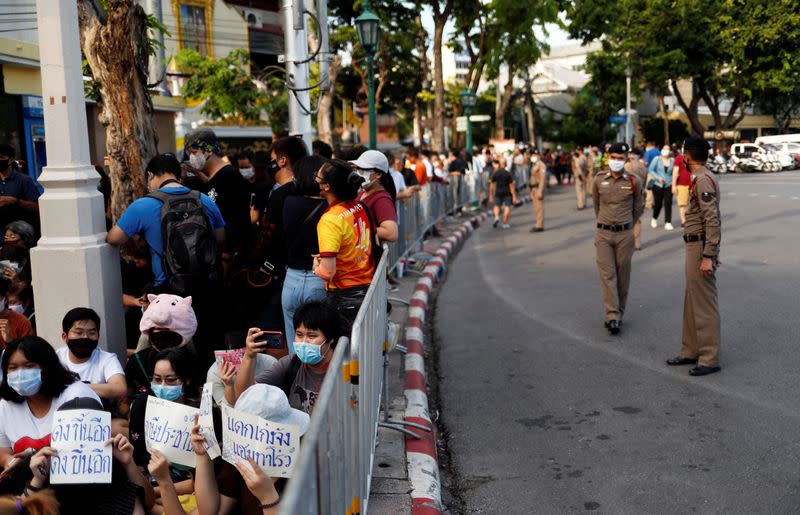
[317,201,375,290]
[414,162,428,186]
[0,310,34,349]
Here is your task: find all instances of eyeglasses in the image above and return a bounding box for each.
[314,174,327,185]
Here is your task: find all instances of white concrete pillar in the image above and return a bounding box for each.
[281,0,314,152]
[30,0,125,362]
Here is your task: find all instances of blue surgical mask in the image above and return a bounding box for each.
[294,341,327,365]
[7,368,43,397]
[151,383,183,401]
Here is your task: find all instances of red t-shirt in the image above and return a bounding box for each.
[358,190,397,225]
[674,154,692,186]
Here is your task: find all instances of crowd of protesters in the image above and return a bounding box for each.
[0,130,491,514]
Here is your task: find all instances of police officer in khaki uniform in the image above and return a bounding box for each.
[666,136,722,376]
[592,142,644,335]
[572,149,589,210]
[626,147,649,251]
[529,149,547,232]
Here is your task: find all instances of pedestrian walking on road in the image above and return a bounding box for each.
[648,146,675,230]
[572,148,589,210]
[666,136,722,376]
[625,148,648,250]
[529,149,546,232]
[489,158,516,229]
[671,150,692,226]
[592,142,644,335]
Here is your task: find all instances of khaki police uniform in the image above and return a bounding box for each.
[626,160,648,250]
[573,154,589,209]
[679,167,721,366]
[530,160,546,230]
[592,170,644,322]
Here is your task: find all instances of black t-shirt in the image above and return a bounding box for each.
[448,158,466,174]
[254,181,295,271]
[283,196,326,270]
[252,181,273,222]
[121,258,154,296]
[490,169,514,197]
[401,167,419,187]
[206,165,252,254]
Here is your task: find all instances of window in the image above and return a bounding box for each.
[180,4,208,55]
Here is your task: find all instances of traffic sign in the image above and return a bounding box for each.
[609,115,627,123]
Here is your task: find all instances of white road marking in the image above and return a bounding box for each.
[747,193,759,197]
[727,192,737,196]
[792,196,799,200]
[769,194,777,198]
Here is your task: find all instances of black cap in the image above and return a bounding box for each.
[683,135,711,154]
[57,397,104,411]
[608,142,630,154]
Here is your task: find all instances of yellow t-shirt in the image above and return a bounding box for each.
[317,201,375,290]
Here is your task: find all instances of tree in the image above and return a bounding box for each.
[428,0,455,152]
[175,49,266,124]
[77,0,159,221]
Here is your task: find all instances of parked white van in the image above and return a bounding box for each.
[754,135,800,169]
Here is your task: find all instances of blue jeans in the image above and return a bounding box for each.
[281,267,326,354]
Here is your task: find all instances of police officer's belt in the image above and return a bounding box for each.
[683,233,705,243]
[596,223,631,232]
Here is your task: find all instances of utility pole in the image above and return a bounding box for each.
[148,0,170,96]
[31,0,125,359]
[625,66,632,147]
[281,0,313,151]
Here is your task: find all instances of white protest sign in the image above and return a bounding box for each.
[145,396,199,468]
[50,409,112,484]
[199,383,220,459]
[221,405,300,478]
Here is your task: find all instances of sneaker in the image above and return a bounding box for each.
[664,222,674,231]
[502,223,511,229]
[650,218,658,229]
[493,219,499,228]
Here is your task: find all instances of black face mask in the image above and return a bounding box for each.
[266,159,280,176]
[149,330,183,350]
[0,159,9,171]
[67,338,99,359]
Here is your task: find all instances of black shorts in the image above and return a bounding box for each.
[493,194,513,207]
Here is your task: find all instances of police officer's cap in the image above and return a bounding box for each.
[608,142,629,154]
[683,135,711,154]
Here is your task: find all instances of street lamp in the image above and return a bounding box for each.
[355,4,381,150]
[625,66,632,146]
[460,88,477,153]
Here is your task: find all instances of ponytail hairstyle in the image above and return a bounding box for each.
[318,159,364,201]
[377,171,397,202]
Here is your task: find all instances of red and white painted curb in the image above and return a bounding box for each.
[403,212,491,515]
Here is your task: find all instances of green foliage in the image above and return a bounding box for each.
[642,118,689,147]
[174,48,266,123]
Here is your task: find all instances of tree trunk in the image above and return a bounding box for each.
[657,93,669,146]
[317,54,341,145]
[671,79,704,135]
[495,65,515,140]
[78,0,158,222]
[432,21,446,152]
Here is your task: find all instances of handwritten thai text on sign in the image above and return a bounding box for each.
[50,409,112,484]
[221,405,299,478]
[199,383,220,459]
[145,396,199,468]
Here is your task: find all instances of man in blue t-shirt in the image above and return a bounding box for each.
[106,154,225,288]
[642,141,660,168]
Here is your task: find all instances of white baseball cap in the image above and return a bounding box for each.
[349,150,389,173]
[235,384,310,435]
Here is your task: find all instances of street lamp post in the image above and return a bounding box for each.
[625,66,632,146]
[460,88,477,153]
[355,2,381,150]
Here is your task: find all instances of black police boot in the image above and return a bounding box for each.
[607,320,620,335]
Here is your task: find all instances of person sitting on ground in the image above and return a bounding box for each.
[124,293,198,400]
[127,346,199,514]
[0,244,31,295]
[0,144,40,231]
[191,383,310,514]
[25,398,154,514]
[351,150,399,244]
[0,279,32,350]
[120,237,154,355]
[0,336,100,493]
[312,160,376,324]
[235,300,345,412]
[205,332,277,407]
[2,221,36,251]
[55,307,126,401]
[6,282,34,330]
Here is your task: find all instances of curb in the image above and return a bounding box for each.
[403,211,491,515]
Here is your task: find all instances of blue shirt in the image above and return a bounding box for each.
[0,171,41,228]
[648,156,674,187]
[643,148,661,167]
[116,186,225,285]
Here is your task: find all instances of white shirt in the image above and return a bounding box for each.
[390,169,407,194]
[0,381,100,450]
[423,158,434,178]
[56,347,124,385]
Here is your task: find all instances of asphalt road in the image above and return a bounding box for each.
[433,170,800,514]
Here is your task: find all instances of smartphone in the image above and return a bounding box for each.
[253,331,285,350]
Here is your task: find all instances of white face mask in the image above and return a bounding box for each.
[531,156,538,163]
[239,167,254,180]
[8,303,24,314]
[189,152,207,171]
[661,150,670,157]
[608,159,626,172]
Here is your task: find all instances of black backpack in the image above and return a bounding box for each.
[147,188,219,295]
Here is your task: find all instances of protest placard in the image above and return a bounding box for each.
[145,396,199,468]
[214,348,246,372]
[221,405,300,478]
[199,383,220,459]
[50,409,112,484]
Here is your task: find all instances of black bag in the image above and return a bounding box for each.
[357,200,384,267]
[147,188,219,295]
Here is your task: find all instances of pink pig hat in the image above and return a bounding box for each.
[139,294,198,345]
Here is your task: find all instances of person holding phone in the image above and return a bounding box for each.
[233,301,344,412]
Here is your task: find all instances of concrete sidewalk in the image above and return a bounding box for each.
[368,208,490,514]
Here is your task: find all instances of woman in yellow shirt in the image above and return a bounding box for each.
[312,160,376,325]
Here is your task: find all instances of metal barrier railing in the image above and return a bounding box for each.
[281,176,487,514]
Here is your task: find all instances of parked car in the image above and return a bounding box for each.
[730,143,781,173]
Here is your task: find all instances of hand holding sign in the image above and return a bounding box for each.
[221,405,301,478]
[198,383,221,459]
[49,409,112,484]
